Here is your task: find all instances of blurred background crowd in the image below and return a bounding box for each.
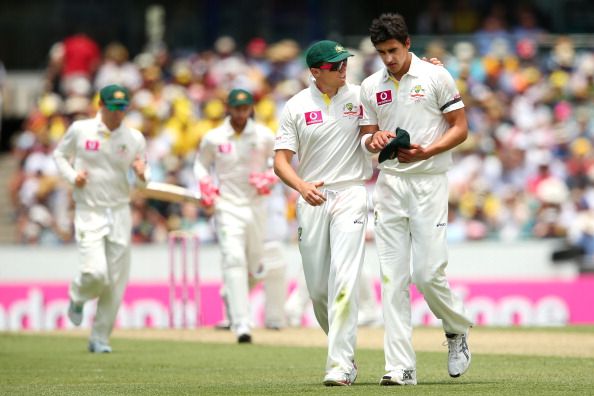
[2,1,594,267]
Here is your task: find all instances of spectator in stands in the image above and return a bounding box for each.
[416,0,453,34]
[46,31,101,97]
[95,42,142,92]
[0,60,5,138]
[9,23,594,249]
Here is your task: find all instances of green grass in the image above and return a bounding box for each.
[1,333,593,395]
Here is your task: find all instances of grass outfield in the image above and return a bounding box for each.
[1,329,594,395]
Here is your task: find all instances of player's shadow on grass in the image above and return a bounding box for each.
[351,379,490,386]
[418,380,496,385]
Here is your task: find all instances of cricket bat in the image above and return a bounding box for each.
[138,182,201,204]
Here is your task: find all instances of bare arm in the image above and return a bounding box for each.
[398,108,468,163]
[132,155,148,184]
[273,149,326,206]
[132,138,150,186]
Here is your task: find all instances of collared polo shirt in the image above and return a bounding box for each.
[53,114,148,208]
[274,81,372,186]
[195,117,275,206]
[360,53,464,174]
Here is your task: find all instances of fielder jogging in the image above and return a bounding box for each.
[54,84,149,353]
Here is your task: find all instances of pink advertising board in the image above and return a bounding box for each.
[1,277,593,331]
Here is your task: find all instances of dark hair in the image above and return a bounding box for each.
[369,13,409,46]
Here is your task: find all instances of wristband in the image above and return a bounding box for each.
[360,133,374,155]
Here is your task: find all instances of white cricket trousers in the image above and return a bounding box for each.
[215,200,266,335]
[373,172,473,372]
[296,183,368,375]
[258,240,286,328]
[69,204,132,345]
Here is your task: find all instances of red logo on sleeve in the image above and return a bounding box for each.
[376,90,392,106]
[304,111,323,125]
[85,140,100,151]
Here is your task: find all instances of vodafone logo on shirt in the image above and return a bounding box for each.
[218,143,232,153]
[304,110,323,125]
[85,140,100,151]
[376,90,393,106]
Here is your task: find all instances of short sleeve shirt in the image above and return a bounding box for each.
[195,117,275,206]
[274,82,372,186]
[360,53,464,174]
[53,114,147,207]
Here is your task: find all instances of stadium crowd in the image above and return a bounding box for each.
[6,6,594,267]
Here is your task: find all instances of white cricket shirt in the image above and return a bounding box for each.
[274,81,372,186]
[360,53,464,174]
[53,114,148,208]
[194,117,275,206]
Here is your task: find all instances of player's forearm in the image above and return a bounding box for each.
[193,159,211,184]
[134,165,150,187]
[273,152,304,194]
[424,108,469,157]
[359,125,378,154]
[425,124,468,158]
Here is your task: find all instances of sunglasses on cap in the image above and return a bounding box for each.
[317,59,347,71]
[105,103,128,112]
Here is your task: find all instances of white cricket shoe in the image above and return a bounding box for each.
[446,331,471,377]
[88,340,112,353]
[67,300,84,326]
[379,369,417,385]
[323,362,357,386]
[236,323,252,344]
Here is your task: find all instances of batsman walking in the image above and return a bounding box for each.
[360,13,474,385]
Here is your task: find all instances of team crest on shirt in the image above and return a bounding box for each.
[218,143,233,153]
[304,111,323,125]
[117,144,128,155]
[409,85,426,102]
[376,90,392,106]
[342,102,360,117]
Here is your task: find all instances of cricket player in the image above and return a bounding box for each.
[360,13,474,385]
[285,269,381,328]
[258,180,289,329]
[214,181,288,331]
[274,40,372,386]
[194,88,279,343]
[54,84,149,353]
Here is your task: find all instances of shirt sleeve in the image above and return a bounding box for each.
[435,67,464,114]
[264,130,275,169]
[133,132,150,188]
[273,105,297,153]
[359,82,378,126]
[193,134,215,183]
[52,123,79,185]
